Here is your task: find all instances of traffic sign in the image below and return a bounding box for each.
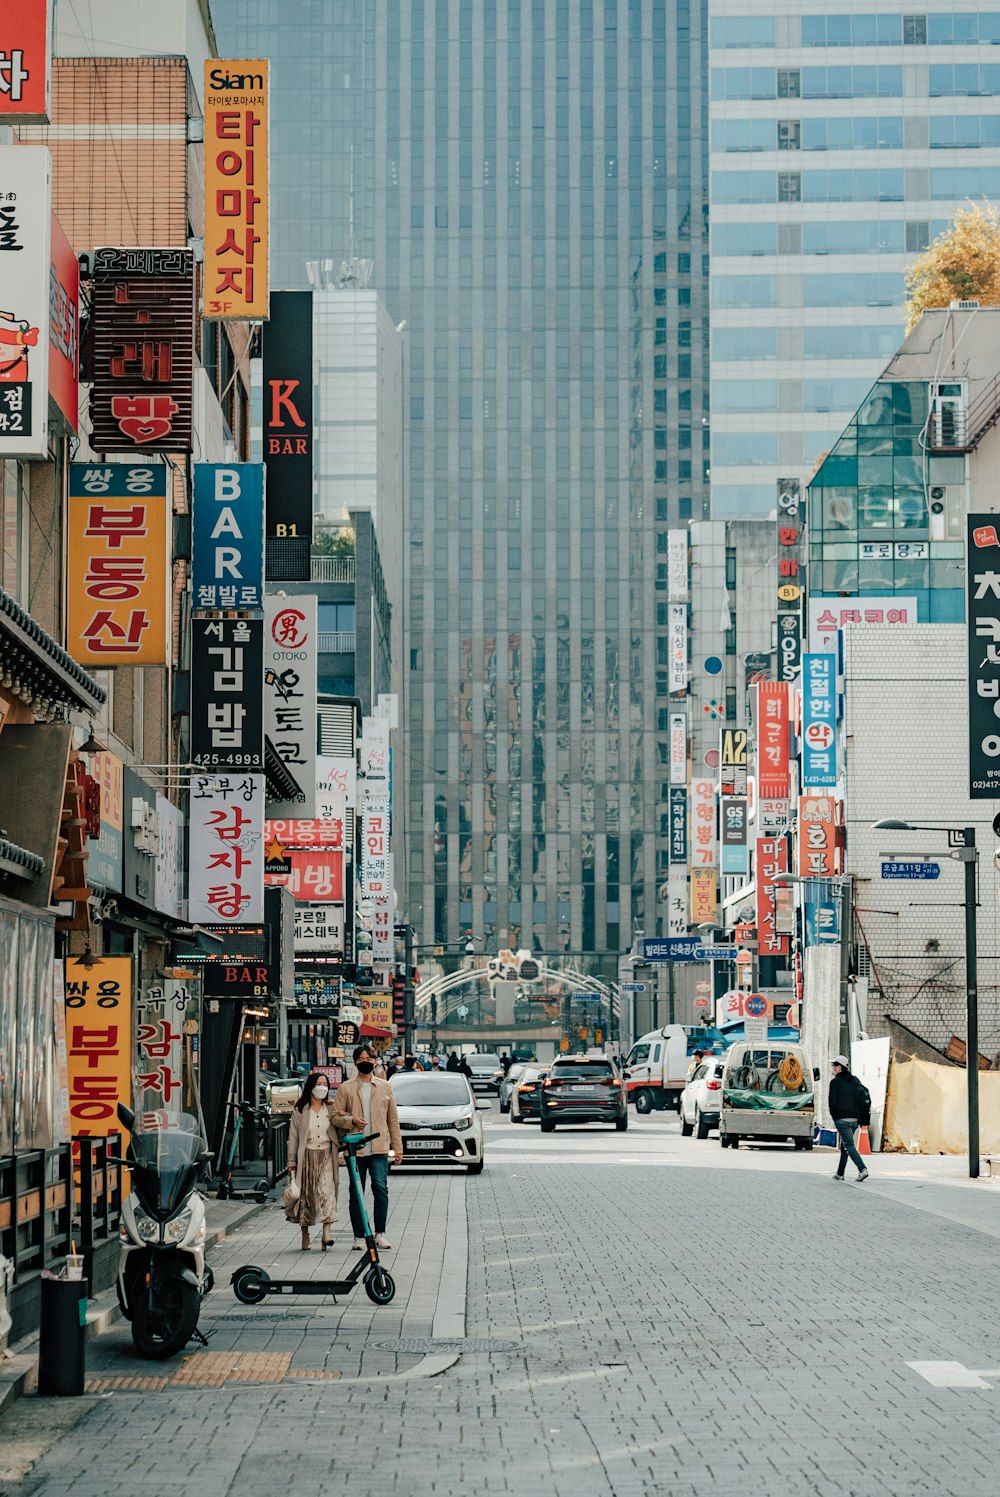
[640,937,704,962]
[880,860,940,881]
[694,945,738,961]
[745,994,768,1017]
[620,982,646,992]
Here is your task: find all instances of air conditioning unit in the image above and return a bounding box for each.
[949,300,980,310]
[929,485,965,541]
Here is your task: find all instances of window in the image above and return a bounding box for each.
[712,119,773,152]
[712,171,777,204]
[803,325,906,360]
[803,273,902,306]
[802,66,903,98]
[777,69,800,99]
[777,119,801,150]
[712,275,778,308]
[712,222,777,256]
[906,221,930,252]
[712,380,779,413]
[903,14,927,44]
[713,327,777,360]
[778,223,802,254]
[778,172,801,202]
[710,17,775,47]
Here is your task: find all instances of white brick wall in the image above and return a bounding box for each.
[844,624,1000,1056]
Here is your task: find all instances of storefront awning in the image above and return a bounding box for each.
[0,835,44,882]
[0,585,106,717]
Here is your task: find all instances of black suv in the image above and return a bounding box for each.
[539,1056,628,1132]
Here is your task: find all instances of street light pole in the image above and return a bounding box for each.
[963,827,980,1178]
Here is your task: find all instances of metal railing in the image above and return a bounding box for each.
[0,1136,123,1292]
[310,556,356,583]
[317,631,356,653]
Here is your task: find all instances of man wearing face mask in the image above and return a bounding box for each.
[331,1044,404,1250]
[287,1070,362,1250]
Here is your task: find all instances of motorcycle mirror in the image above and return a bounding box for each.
[117,1102,135,1130]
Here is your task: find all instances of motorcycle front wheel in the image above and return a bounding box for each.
[132,1273,200,1360]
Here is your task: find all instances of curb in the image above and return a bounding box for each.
[0,1197,269,1418]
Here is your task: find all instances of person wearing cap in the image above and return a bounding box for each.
[829,1055,870,1182]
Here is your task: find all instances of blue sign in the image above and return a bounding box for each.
[745,995,768,1017]
[801,653,837,788]
[640,937,704,963]
[805,898,841,946]
[192,464,264,610]
[620,982,646,992]
[694,946,738,961]
[880,861,941,881]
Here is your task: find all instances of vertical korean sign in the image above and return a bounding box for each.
[89,247,195,454]
[264,594,317,815]
[203,60,269,320]
[65,954,132,1144]
[188,774,264,925]
[190,617,265,771]
[668,603,687,696]
[776,478,804,682]
[801,653,837,789]
[67,463,169,665]
[136,976,188,1118]
[967,515,1000,797]
[755,836,789,956]
[0,0,51,123]
[755,681,790,799]
[689,775,717,925]
[192,464,264,609]
[0,146,51,457]
[263,290,313,556]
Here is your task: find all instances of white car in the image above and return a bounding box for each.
[390,1071,489,1173]
[679,1056,725,1139]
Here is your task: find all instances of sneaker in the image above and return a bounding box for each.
[352,1238,365,1251]
[832,1173,845,1181]
[857,1170,870,1182]
[375,1234,392,1250]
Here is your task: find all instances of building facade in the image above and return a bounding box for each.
[708,0,1000,518]
[214,0,711,963]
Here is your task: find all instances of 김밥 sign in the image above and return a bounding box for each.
[189,617,265,772]
[203,60,269,320]
[0,145,51,457]
[89,247,195,454]
[65,955,132,1145]
[66,463,170,665]
[0,0,51,123]
[192,464,264,610]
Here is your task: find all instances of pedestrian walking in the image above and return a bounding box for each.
[500,1051,511,1075]
[332,1044,404,1250]
[446,1051,460,1072]
[286,1072,361,1250]
[829,1055,871,1182]
[458,1053,473,1079]
[686,1048,704,1081]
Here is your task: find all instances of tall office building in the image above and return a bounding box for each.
[708,1,1000,518]
[214,2,709,962]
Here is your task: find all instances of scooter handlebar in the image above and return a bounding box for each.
[343,1130,381,1151]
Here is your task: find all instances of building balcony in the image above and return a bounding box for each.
[310,556,356,583]
[317,631,356,653]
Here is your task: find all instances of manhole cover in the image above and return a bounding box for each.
[373,1337,522,1354]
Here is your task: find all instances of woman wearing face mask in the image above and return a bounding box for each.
[287,1070,362,1250]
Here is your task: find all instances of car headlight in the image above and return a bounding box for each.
[164,1207,194,1243]
[454,1116,473,1132]
[134,1209,160,1242]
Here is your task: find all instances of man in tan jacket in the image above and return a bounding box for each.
[332,1043,404,1250]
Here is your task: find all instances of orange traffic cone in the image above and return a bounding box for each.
[858,1125,871,1155]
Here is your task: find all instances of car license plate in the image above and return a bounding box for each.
[407,1140,442,1151]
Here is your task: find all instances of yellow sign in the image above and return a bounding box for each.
[65,955,132,1144]
[66,466,170,666]
[361,990,393,1034]
[690,867,718,925]
[204,60,269,319]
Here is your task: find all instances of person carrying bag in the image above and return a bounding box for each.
[286,1072,363,1249]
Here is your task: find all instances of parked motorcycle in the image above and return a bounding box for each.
[115,1104,214,1359]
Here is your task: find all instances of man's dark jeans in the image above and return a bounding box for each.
[348,1154,389,1236]
[835,1118,866,1177]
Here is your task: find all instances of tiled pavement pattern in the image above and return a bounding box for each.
[4,1112,1000,1497]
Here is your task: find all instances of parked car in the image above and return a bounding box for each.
[499,1062,531,1113]
[539,1055,627,1132]
[510,1067,548,1122]
[719,1039,816,1150]
[389,1071,490,1173]
[679,1057,725,1139]
[466,1052,504,1095]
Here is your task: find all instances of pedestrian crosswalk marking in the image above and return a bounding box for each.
[907,1360,1000,1389]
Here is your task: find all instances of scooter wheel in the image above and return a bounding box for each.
[364,1266,396,1305]
[232,1264,270,1305]
[253,1182,269,1203]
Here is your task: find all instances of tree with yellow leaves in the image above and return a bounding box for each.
[905,202,1000,332]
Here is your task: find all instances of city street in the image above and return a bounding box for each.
[4,1105,1000,1497]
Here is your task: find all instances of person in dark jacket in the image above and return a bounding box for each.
[829,1055,870,1182]
[446,1051,460,1072]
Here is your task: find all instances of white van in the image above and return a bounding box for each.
[622,1025,693,1113]
[718,1039,816,1150]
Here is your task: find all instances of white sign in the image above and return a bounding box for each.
[188,773,264,924]
[372,853,394,962]
[668,530,688,600]
[666,864,688,936]
[0,145,51,457]
[154,793,185,919]
[809,594,918,652]
[294,903,344,952]
[339,1003,363,1027]
[361,809,391,897]
[668,602,687,696]
[744,1016,768,1044]
[669,710,687,786]
[264,593,317,817]
[318,753,356,809]
[361,716,390,788]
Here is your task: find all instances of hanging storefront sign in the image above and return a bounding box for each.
[669,787,687,864]
[361,716,391,794]
[265,847,343,902]
[262,289,313,548]
[801,653,838,789]
[776,613,801,684]
[720,797,749,877]
[360,990,393,1037]
[719,727,747,797]
[776,478,804,682]
[192,464,265,610]
[203,60,269,320]
[190,617,265,772]
[756,680,790,799]
[690,776,717,870]
[0,0,51,122]
[49,211,79,431]
[668,603,687,696]
[89,246,195,454]
[0,145,51,457]
[797,794,838,879]
[188,773,264,924]
[87,749,124,891]
[154,794,185,920]
[371,854,394,963]
[360,809,390,898]
[667,530,688,601]
[318,753,357,809]
[294,904,345,952]
[265,817,342,856]
[666,864,688,936]
[808,594,917,653]
[755,836,789,957]
[690,867,717,926]
[264,592,317,815]
[65,954,132,1144]
[66,462,170,666]
[135,975,189,1117]
[967,515,1000,797]
[669,710,687,786]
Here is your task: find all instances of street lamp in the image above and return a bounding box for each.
[774,872,853,1057]
[871,818,979,1179]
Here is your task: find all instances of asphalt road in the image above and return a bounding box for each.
[4,1102,1000,1497]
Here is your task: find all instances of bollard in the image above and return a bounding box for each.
[37,1272,87,1396]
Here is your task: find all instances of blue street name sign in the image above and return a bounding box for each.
[571,992,603,1002]
[620,982,646,992]
[694,946,738,961]
[640,937,704,962]
[880,861,941,881]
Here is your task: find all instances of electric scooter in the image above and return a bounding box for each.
[231,1131,396,1307]
[114,1104,215,1359]
[216,1099,270,1203]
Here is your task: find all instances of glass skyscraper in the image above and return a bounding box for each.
[214,1,709,961]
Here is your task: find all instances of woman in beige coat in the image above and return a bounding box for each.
[286,1072,361,1249]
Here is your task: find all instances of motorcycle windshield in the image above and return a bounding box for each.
[128,1112,205,1218]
